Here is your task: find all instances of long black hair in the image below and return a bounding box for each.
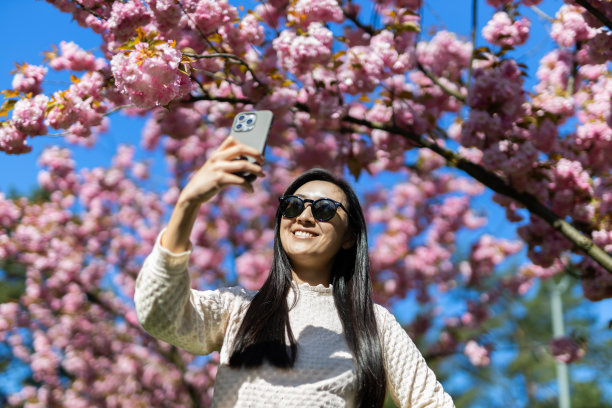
[229,168,386,408]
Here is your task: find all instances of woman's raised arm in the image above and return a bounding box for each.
[162,136,265,252]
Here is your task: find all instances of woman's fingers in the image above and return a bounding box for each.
[218,159,265,177]
[215,139,265,164]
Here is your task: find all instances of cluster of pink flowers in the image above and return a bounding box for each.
[482,12,531,47]
[11,64,47,95]
[463,235,522,286]
[107,0,151,42]
[548,336,586,363]
[518,215,573,267]
[367,174,486,302]
[464,340,491,366]
[111,40,190,108]
[0,124,30,154]
[547,158,593,218]
[532,50,574,118]
[186,0,239,35]
[222,13,265,51]
[149,0,183,34]
[10,94,49,136]
[287,0,344,27]
[273,22,333,76]
[48,41,106,71]
[416,31,472,81]
[551,5,596,47]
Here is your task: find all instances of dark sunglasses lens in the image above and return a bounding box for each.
[313,199,337,221]
[282,196,304,218]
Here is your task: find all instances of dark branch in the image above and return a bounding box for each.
[183,52,265,87]
[341,1,376,36]
[416,62,466,102]
[340,115,612,274]
[574,0,612,32]
[179,94,612,274]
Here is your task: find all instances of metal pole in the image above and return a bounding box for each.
[550,277,570,408]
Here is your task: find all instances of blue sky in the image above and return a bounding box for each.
[1,0,611,403]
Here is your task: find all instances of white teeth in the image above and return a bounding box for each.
[294,230,315,238]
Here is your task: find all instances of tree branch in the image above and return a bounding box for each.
[574,0,612,32]
[416,62,466,102]
[180,94,612,274]
[467,0,478,91]
[71,1,107,21]
[341,4,376,36]
[176,0,222,54]
[339,115,612,274]
[183,52,265,87]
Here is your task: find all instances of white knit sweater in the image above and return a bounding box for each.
[134,232,455,408]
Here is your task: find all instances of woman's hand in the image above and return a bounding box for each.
[162,137,265,252]
[178,136,266,205]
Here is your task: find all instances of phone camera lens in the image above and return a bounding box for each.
[237,115,246,122]
[236,123,243,130]
[246,118,254,125]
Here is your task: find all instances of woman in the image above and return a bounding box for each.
[134,137,454,407]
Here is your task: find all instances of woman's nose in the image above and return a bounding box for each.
[296,203,315,222]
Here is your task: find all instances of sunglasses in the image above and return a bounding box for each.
[278,195,348,222]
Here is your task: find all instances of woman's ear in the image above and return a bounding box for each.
[342,230,357,249]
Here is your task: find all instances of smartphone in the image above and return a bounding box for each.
[229,110,273,182]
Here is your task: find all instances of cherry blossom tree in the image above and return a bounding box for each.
[1,0,611,406]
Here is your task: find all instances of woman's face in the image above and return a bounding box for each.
[279,180,354,275]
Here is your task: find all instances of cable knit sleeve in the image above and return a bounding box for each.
[134,230,250,355]
[376,306,455,408]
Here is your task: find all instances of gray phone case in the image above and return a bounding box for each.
[229,110,273,181]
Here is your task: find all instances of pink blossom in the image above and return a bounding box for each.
[574,122,612,171]
[548,158,592,216]
[482,12,530,47]
[254,3,285,29]
[46,90,80,130]
[108,0,151,43]
[287,0,344,27]
[464,235,522,285]
[149,0,182,34]
[0,124,30,154]
[228,14,265,47]
[528,118,558,153]
[189,0,238,34]
[582,31,612,65]
[518,215,573,267]
[551,6,596,47]
[0,193,21,228]
[417,31,472,81]
[535,49,573,93]
[11,94,49,136]
[467,59,525,121]
[37,146,79,194]
[112,145,135,169]
[132,162,149,179]
[111,40,190,108]
[48,41,105,71]
[11,64,47,95]
[273,23,333,77]
[370,30,414,74]
[464,340,491,366]
[549,336,586,363]
[236,251,272,290]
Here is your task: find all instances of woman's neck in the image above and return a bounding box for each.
[291,267,332,287]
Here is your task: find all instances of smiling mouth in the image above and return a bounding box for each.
[293,230,317,238]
